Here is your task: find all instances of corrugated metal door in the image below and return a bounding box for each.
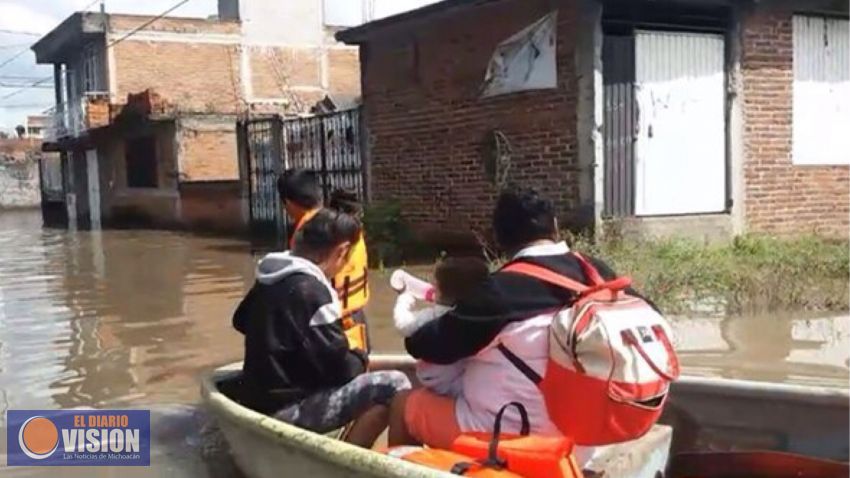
[792,16,850,165]
[603,35,636,217]
[634,31,726,216]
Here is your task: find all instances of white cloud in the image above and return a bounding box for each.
[0,2,61,34]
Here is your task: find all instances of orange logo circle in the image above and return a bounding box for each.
[19,417,59,459]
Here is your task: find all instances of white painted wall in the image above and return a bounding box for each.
[240,0,323,45]
[237,0,442,45]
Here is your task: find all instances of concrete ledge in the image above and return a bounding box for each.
[609,214,733,242]
[587,425,673,478]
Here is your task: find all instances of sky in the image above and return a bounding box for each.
[0,0,217,131]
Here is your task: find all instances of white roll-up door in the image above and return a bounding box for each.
[634,31,726,216]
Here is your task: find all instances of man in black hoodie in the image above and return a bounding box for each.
[233,209,410,447]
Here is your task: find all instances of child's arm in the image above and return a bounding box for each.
[393,292,452,338]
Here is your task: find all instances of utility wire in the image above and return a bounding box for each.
[0,48,31,72]
[0,77,52,101]
[0,102,53,109]
[1,0,192,105]
[107,0,191,48]
[0,29,42,37]
[0,81,51,88]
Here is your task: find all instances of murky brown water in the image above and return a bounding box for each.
[0,209,846,475]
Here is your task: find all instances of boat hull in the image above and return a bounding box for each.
[202,356,848,478]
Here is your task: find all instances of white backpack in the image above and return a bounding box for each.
[499,253,680,446]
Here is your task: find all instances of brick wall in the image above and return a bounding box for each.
[113,40,243,114]
[179,181,245,233]
[109,15,240,35]
[248,45,361,111]
[741,6,850,238]
[327,48,361,100]
[360,0,579,239]
[178,119,239,181]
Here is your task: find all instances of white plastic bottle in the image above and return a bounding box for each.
[390,270,436,302]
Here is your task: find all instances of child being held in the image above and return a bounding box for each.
[392,257,490,397]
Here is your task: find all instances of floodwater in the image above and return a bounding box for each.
[0,209,847,476]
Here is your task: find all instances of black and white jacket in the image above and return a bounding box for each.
[233,252,367,414]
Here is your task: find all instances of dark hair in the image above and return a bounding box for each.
[492,186,557,252]
[434,257,490,304]
[328,188,362,216]
[278,169,322,208]
[293,208,362,260]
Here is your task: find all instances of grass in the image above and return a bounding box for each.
[363,201,849,315]
[568,232,849,316]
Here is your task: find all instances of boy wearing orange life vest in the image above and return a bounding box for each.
[387,187,661,467]
[277,169,370,354]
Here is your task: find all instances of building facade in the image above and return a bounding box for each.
[339,0,849,242]
[24,116,48,139]
[32,0,437,233]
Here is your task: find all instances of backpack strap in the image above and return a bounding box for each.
[501,262,590,293]
[571,252,606,286]
[503,258,633,296]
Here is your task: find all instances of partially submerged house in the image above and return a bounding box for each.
[32,0,433,233]
[339,0,849,241]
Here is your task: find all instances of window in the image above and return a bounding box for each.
[81,43,105,93]
[125,137,158,188]
[792,15,850,165]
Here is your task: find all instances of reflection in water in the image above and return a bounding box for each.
[673,314,850,388]
[0,211,254,416]
[0,210,409,421]
[0,208,847,417]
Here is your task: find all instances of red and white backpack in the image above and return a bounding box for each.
[498,253,680,446]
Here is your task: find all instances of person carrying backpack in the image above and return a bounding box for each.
[387,186,676,466]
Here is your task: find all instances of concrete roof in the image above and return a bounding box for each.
[336,0,504,44]
[31,12,108,64]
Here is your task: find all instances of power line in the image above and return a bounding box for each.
[0,29,42,37]
[108,0,192,48]
[0,102,53,109]
[0,75,47,80]
[0,82,51,88]
[81,0,103,12]
[0,48,31,72]
[0,43,32,50]
[0,77,52,101]
[0,0,192,105]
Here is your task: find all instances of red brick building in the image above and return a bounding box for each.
[31,8,363,233]
[340,0,849,241]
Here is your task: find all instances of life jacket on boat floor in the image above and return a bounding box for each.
[388,402,584,478]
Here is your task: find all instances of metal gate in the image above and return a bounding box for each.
[240,108,366,242]
[603,34,636,218]
[240,116,283,238]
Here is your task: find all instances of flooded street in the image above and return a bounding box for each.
[0,209,846,475]
[0,208,847,413]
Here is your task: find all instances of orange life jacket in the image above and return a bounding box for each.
[388,447,525,477]
[332,233,369,352]
[289,208,370,353]
[389,403,584,478]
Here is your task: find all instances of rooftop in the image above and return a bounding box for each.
[336,0,494,43]
[32,11,239,64]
